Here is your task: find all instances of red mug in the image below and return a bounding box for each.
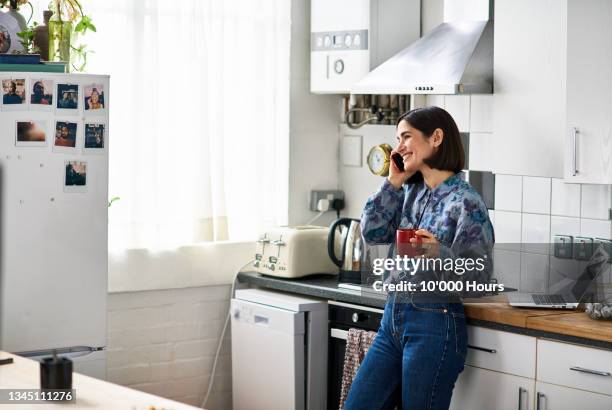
[396,228,423,257]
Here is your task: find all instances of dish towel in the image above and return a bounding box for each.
[338,328,378,410]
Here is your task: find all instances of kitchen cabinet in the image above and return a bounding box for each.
[564,0,612,183]
[537,339,612,397]
[492,0,567,178]
[534,381,612,410]
[493,0,612,183]
[450,366,535,410]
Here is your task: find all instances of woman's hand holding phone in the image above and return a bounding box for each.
[388,150,414,189]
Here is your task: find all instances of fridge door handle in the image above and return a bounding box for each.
[15,345,105,358]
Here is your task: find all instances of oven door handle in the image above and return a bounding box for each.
[331,328,348,340]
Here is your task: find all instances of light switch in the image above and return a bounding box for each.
[574,237,594,261]
[554,235,573,259]
[341,135,362,167]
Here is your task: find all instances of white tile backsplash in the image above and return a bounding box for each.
[580,184,611,220]
[550,216,580,240]
[492,248,520,289]
[551,178,581,217]
[521,213,551,254]
[468,132,494,171]
[520,253,549,292]
[444,95,470,132]
[470,95,494,133]
[522,177,551,214]
[580,218,612,240]
[495,175,522,211]
[493,211,522,249]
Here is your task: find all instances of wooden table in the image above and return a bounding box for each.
[0,352,201,409]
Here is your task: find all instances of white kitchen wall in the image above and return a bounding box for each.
[288,0,342,227]
[106,286,232,409]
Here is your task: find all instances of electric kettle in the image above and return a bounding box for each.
[328,218,363,284]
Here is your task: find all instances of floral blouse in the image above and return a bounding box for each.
[361,172,495,248]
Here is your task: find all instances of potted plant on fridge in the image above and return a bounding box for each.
[48,0,95,71]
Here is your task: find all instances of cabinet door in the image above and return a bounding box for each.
[565,0,612,183]
[450,366,535,410]
[535,381,612,410]
[492,0,567,178]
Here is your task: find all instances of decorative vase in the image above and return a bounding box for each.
[34,10,52,61]
[7,0,26,31]
[48,13,72,63]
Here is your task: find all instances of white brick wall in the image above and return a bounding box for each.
[107,285,232,409]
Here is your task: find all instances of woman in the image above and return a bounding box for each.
[344,106,494,410]
[87,88,103,110]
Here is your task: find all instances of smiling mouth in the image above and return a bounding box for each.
[402,153,414,161]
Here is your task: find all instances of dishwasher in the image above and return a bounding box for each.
[231,288,327,410]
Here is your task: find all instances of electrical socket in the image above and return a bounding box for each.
[574,237,594,261]
[310,190,344,212]
[553,235,573,259]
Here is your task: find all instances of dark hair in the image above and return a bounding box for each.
[396,106,465,184]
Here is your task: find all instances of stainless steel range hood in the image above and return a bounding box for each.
[351,20,493,95]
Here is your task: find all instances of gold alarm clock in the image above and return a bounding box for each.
[367,143,393,176]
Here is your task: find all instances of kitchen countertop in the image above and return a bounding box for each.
[238,271,612,351]
[0,352,200,410]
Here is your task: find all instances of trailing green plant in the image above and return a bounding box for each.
[16,22,40,54]
[49,0,96,71]
[108,197,120,208]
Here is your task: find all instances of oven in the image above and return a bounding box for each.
[327,300,386,409]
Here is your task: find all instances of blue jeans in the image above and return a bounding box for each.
[344,292,467,410]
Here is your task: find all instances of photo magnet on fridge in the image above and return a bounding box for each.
[83,122,106,154]
[1,77,27,111]
[53,119,80,153]
[83,82,106,115]
[56,83,80,114]
[64,160,87,193]
[15,120,47,147]
[30,78,55,111]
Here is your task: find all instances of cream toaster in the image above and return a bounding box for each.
[254,225,339,278]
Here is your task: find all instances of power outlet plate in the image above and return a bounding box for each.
[553,235,573,259]
[310,190,344,211]
[574,237,594,261]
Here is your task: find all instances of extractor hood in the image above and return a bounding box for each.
[351,19,493,95]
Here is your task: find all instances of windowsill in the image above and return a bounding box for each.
[108,240,255,293]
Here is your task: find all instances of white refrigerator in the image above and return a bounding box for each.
[0,72,109,379]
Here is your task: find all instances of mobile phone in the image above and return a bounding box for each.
[392,152,405,172]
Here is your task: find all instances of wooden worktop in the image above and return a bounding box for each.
[238,272,612,348]
[526,312,612,343]
[0,352,200,410]
[464,295,612,344]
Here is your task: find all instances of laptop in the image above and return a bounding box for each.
[508,245,610,309]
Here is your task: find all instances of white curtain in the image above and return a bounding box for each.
[29,0,291,250]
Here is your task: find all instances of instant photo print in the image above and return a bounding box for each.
[64,160,87,192]
[53,119,79,152]
[83,122,106,153]
[84,83,106,113]
[15,120,47,147]
[30,78,54,110]
[56,83,80,113]
[2,78,27,110]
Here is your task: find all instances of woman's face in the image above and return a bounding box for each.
[91,90,99,103]
[395,120,441,172]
